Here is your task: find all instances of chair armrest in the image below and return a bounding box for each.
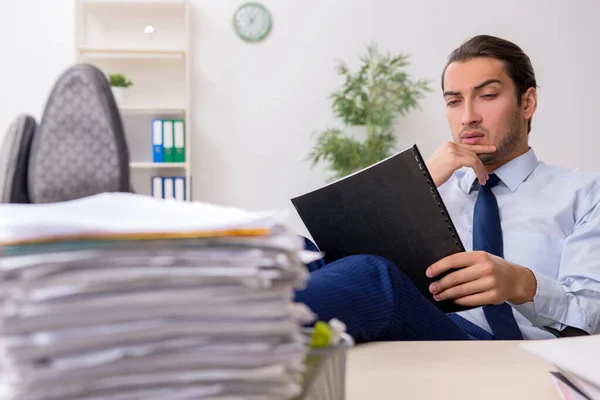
[543,326,589,338]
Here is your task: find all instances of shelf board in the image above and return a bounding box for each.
[78,47,186,59]
[82,0,185,5]
[120,106,185,115]
[130,162,189,169]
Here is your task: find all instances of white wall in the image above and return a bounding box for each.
[191,0,600,235]
[1,0,600,236]
[0,0,75,135]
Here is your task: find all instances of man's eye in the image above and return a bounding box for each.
[446,100,460,107]
[482,94,497,99]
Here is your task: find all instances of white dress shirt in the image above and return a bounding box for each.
[438,148,600,340]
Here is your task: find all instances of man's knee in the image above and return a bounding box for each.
[297,253,400,342]
[326,254,407,285]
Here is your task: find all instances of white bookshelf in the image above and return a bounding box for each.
[77,47,186,59]
[74,0,192,201]
[120,105,185,115]
[130,162,189,169]
[81,0,185,5]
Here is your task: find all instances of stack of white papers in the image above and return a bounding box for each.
[0,192,282,244]
[0,193,319,400]
[521,335,600,400]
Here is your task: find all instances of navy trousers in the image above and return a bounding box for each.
[295,239,493,342]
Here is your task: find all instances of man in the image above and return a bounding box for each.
[295,34,600,341]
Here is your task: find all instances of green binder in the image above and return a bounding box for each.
[163,120,174,163]
[174,119,186,163]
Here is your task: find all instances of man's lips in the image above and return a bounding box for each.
[461,131,484,139]
[461,132,485,145]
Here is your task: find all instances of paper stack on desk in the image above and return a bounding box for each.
[0,193,318,400]
[521,335,600,400]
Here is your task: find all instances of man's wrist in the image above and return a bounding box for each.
[509,266,537,304]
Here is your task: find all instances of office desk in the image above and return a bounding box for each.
[346,341,559,400]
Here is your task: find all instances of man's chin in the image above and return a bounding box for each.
[478,153,497,164]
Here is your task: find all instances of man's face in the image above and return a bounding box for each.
[442,57,526,165]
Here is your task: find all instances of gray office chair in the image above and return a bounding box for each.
[0,114,37,203]
[27,63,131,203]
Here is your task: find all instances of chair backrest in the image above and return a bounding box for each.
[28,63,130,203]
[0,114,37,203]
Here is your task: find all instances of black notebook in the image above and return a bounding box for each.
[291,144,469,314]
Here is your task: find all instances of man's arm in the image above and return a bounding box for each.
[428,186,600,335]
[510,196,600,334]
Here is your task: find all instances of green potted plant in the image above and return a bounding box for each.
[307,43,432,181]
[108,73,133,105]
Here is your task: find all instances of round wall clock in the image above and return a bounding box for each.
[233,2,272,42]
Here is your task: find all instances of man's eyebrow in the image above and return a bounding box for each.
[474,78,502,90]
[443,89,460,97]
[443,79,503,97]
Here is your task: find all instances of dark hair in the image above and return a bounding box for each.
[441,35,537,133]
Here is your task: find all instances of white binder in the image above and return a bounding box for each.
[175,177,185,201]
[151,176,163,199]
[163,177,174,199]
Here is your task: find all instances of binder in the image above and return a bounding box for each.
[163,120,174,163]
[163,177,174,199]
[151,176,163,199]
[174,120,185,163]
[291,144,469,314]
[174,177,186,201]
[152,119,163,163]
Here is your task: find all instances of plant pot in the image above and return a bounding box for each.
[111,86,127,105]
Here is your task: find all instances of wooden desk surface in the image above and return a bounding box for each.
[346,341,559,400]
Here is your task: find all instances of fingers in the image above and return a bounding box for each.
[453,143,496,185]
[429,263,486,294]
[452,291,503,307]
[433,276,495,302]
[457,144,496,154]
[456,149,488,186]
[426,141,497,188]
[426,251,485,278]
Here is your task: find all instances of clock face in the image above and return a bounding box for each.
[233,2,272,42]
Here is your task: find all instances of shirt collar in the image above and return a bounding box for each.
[458,147,539,194]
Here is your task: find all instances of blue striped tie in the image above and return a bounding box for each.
[474,174,523,340]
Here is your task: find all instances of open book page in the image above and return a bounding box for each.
[521,335,600,394]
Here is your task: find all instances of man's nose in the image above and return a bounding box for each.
[461,101,482,126]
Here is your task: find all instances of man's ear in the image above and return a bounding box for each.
[522,87,537,120]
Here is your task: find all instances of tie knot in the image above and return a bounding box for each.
[484,173,501,188]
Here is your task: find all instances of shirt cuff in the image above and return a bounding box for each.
[510,270,568,329]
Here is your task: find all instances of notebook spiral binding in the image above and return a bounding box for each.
[410,145,465,252]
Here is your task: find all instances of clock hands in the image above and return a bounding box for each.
[249,8,258,24]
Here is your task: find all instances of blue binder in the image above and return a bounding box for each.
[152,119,163,163]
